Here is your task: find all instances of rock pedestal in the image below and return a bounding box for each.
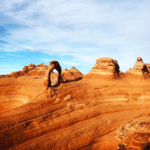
[126,57,148,76]
[88,57,120,78]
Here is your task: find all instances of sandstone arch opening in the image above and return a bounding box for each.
[44,60,62,89]
[50,69,59,86]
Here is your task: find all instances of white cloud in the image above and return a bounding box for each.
[1,0,150,73]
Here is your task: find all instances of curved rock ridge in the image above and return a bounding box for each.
[88,57,120,78]
[127,57,149,76]
[116,117,150,150]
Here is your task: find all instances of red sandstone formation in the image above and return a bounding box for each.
[36,63,48,75]
[69,66,82,75]
[43,60,61,91]
[62,67,83,82]
[22,66,28,72]
[1,57,150,150]
[145,63,150,72]
[88,57,120,78]
[116,117,150,149]
[126,57,149,77]
[28,63,36,70]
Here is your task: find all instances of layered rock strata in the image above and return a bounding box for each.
[145,63,150,72]
[126,57,149,76]
[116,117,150,150]
[22,66,28,72]
[62,67,83,82]
[89,57,120,78]
[36,63,48,75]
[43,60,62,90]
[9,63,49,77]
[69,67,82,75]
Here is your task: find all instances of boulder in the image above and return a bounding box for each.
[116,117,150,150]
[64,95,73,101]
[88,57,120,78]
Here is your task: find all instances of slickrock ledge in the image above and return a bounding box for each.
[116,117,150,150]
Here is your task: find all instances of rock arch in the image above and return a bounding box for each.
[44,60,62,90]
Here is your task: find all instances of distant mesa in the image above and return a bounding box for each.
[88,57,120,78]
[126,57,149,76]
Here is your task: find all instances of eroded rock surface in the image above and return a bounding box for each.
[62,67,83,82]
[28,63,36,70]
[88,57,120,78]
[127,57,149,77]
[43,60,62,90]
[2,57,150,150]
[36,63,48,75]
[116,117,150,150]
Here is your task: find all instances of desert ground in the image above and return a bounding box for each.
[1,57,150,150]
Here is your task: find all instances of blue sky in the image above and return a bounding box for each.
[1,0,150,75]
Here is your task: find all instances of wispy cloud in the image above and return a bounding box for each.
[0,0,150,73]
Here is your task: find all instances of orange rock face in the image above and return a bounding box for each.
[116,117,150,149]
[1,58,150,150]
[127,57,149,77]
[88,57,120,78]
[62,66,83,82]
